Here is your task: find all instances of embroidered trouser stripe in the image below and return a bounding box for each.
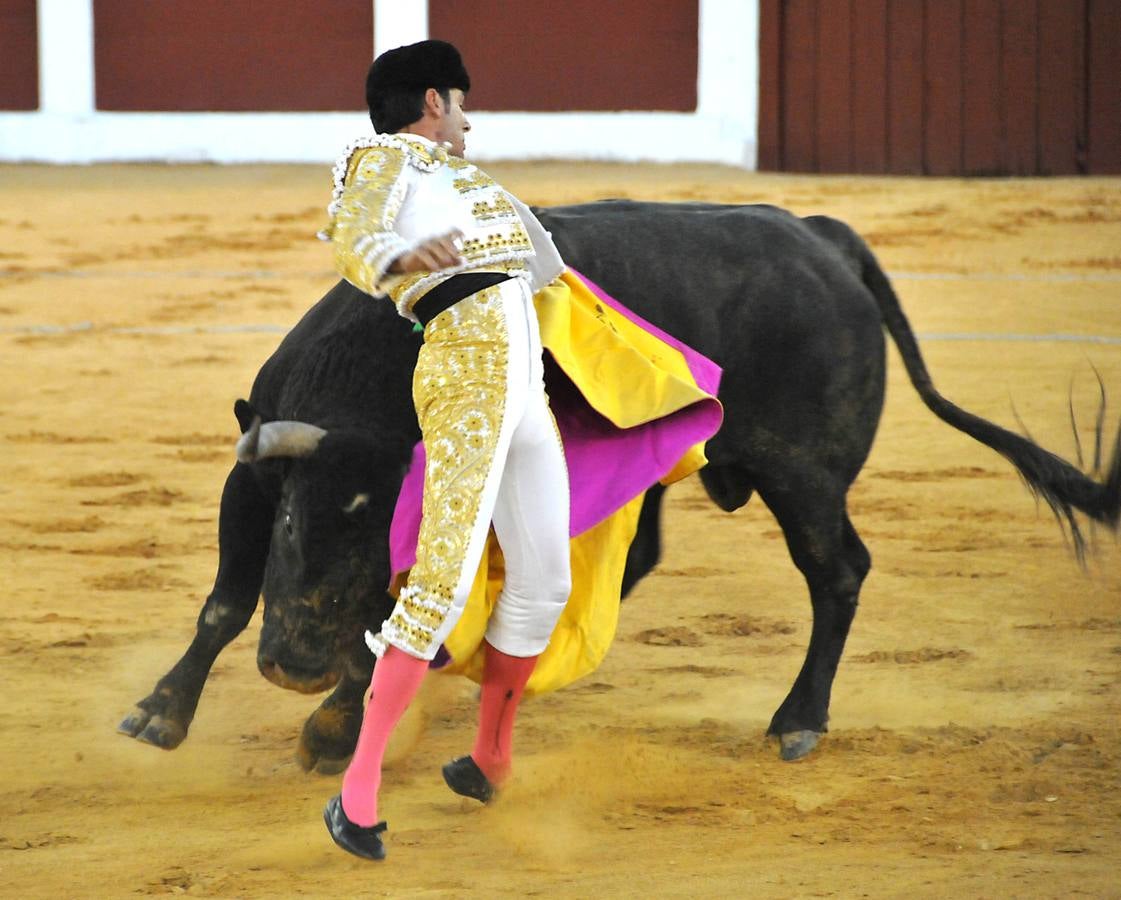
[373,278,571,661]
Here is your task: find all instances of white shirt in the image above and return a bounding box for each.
[322,132,563,321]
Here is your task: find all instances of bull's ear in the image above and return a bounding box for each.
[234,399,256,434]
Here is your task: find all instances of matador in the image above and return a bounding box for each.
[320,40,724,861]
[320,40,571,861]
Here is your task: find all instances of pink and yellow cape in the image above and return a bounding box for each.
[388,269,723,692]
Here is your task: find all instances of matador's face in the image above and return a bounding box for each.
[436,88,471,157]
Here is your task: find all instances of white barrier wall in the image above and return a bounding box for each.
[0,0,759,166]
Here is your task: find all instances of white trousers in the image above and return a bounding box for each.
[374,277,572,660]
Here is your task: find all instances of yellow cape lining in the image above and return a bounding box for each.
[439,272,719,693]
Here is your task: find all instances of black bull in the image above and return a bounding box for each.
[119,201,1121,771]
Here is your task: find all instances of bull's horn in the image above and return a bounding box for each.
[236,416,327,463]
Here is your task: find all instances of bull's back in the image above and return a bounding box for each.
[540,200,882,369]
[248,280,418,428]
[540,200,886,467]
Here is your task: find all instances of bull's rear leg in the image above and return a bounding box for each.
[758,479,870,760]
[298,659,373,774]
[621,484,667,598]
[621,466,753,598]
[118,463,273,749]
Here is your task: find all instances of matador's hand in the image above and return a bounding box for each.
[390,230,465,274]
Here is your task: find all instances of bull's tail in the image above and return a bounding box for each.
[851,230,1121,557]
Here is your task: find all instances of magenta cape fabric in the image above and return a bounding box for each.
[388,269,723,578]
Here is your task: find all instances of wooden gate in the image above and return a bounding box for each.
[758,0,1121,175]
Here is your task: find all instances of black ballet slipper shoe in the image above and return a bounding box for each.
[442,755,496,804]
[323,794,387,861]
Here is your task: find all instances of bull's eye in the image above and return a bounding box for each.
[343,493,370,516]
[284,512,293,536]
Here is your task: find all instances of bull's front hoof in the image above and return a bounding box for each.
[117,706,187,750]
[296,730,352,774]
[779,730,820,761]
[138,715,188,749]
[299,746,353,776]
[297,706,359,775]
[117,706,150,738]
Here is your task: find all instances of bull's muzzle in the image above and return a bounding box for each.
[257,654,339,694]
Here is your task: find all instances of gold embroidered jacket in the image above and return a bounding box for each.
[320,132,563,321]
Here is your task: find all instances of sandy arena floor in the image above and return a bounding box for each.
[1,163,1119,898]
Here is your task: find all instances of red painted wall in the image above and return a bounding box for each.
[0,0,38,111]
[429,0,699,111]
[92,0,372,111]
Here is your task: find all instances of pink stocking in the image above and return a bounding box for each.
[340,645,428,826]
[471,642,538,785]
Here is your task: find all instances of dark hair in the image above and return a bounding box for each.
[367,85,451,134]
[364,41,468,133]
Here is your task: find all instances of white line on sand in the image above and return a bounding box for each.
[2,323,1119,343]
[2,268,1121,283]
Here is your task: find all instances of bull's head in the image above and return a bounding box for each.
[235,403,409,694]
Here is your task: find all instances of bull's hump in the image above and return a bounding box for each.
[539,199,794,224]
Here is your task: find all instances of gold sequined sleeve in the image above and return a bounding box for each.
[331,146,414,297]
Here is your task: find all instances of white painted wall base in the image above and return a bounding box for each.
[0,110,756,166]
[0,111,374,164]
[2,0,758,167]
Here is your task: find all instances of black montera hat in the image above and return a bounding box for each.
[366,40,471,100]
